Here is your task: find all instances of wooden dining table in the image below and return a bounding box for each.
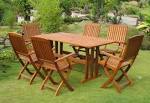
[34,32,114,83]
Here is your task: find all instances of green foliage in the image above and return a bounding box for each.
[60,0,90,13]
[137,14,150,36]
[13,0,32,21]
[0,49,16,61]
[91,0,105,22]
[137,22,150,36]
[76,0,90,8]
[0,1,5,22]
[137,13,150,50]
[1,10,16,28]
[34,0,63,33]
[0,0,16,27]
[64,16,83,24]
[141,36,150,50]
[121,2,140,15]
[104,0,119,13]
[104,0,123,24]
[60,0,74,16]
[138,0,150,8]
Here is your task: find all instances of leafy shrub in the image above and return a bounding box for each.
[2,10,16,28]
[137,21,150,36]
[60,0,73,16]
[0,48,16,73]
[64,16,84,23]
[0,49,16,61]
[141,36,150,50]
[34,0,63,33]
[121,2,140,15]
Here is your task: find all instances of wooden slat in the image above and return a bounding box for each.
[107,24,128,43]
[83,23,100,37]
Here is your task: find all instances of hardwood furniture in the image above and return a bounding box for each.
[101,24,128,55]
[8,32,44,84]
[99,35,144,92]
[22,23,40,42]
[31,36,75,96]
[72,23,100,58]
[83,23,100,37]
[34,32,114,83]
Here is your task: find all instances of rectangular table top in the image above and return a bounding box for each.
[34,32,114,48]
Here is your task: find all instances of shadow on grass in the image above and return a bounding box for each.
[0,62,19,81]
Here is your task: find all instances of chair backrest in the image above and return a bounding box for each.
[83,23,100,37]
[122,35,144,61]
[107,24,128,43]
[8,32,28,56]
[31,37,55,63]
[22,23,40,41]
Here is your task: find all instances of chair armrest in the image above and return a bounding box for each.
[114,41,127,45]
[55,53,75,62]
[101,51,122,61]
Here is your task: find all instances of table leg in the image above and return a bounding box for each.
[60,42,63,54]
[81,48,89,83]
[90,48,94,78]
[55,41,58,53]
[81,47,100,83]
[94,46,100,77]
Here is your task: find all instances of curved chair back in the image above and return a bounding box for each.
[8,32,28,56]
[31,37,55,63]
[122,35,144,61]
[22,23,40,42]
[107,24,128,43]
[83,23,100,37]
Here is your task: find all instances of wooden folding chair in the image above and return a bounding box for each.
[72,23,100,59]
[8,32,44,84]
[101,24,128,55]
[99,35,144,92]
[22,23,41,42]
[31,37,75,96]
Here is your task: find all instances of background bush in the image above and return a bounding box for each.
[1,10,16,28]
[34,0,63,33]
[121,2,140,15]
[141,36,150,50]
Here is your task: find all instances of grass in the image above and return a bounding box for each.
[0,22,150,103]
[0,50,150,103]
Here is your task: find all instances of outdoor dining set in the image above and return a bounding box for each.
[8,23,144,96]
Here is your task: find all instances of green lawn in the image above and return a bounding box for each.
[0,50,150,103]
[0,22,150,103]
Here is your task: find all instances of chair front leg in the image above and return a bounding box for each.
[30,66,42,85]
[18,58,33,75]
[18,61,29,79]
[43,69,58,85]
[116,65,130,82]
[40,70,52,90]
[57,69,74,91]
[112,79,121,93]
[101,67,117,88]
[120,68,132,85]
[55,69,72,96]
[55,81,64,96]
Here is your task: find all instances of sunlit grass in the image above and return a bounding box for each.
[0,50,150,103]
